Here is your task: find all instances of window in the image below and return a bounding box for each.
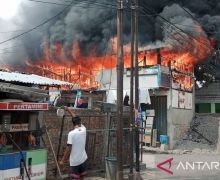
[196,103,211,113]
[215,103,220,113]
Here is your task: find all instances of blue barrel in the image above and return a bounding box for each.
[105,157,117,180]
[160,135,169,144]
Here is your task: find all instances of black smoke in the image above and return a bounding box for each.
[3,0,220,65]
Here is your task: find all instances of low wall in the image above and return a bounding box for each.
[41,108,130,179]
[167,108,194,149]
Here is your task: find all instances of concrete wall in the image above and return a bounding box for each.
[167,88,195,149]
[167,108,194,149]
[150,89,195,149]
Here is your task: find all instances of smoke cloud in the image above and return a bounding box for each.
[1,0,220,64]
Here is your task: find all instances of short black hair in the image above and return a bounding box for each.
[72,116,81,125]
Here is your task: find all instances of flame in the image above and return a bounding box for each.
[2,34,213,89]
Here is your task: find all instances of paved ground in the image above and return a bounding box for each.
[84,152,220,180]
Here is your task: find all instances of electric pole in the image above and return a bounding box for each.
[129,0,135,179]
[116,0,124,179]
[134,0,140,175]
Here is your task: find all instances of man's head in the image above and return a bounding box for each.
[72,116,81,126]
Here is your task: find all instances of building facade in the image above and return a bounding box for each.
[97,65,195,149]
[196,82,220,113]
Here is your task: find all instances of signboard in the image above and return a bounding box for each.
[0,102,48,111]
[10,124,28,132]
[172,90,192,109]
[0,149,47,180]
[1,163,46,180]
[0,124,29,132]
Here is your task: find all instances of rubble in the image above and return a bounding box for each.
[175,114,220,154]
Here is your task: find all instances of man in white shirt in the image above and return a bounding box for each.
[59,107,88,180]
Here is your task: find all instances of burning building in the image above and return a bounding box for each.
[96,45,207,149]
[0,0,218,149]
[2,1,218,89]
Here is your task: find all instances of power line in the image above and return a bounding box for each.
[28,0,71,6]
[165,23,220,35]
[0,0,117,46]
[140,4,212,51]
[0,8,116,55]
[0,1,74,46]
[171,3,212,39]
[141,2,212,49]
[59,0,117,7]
[0,30,27,34]
[169,0,201,24]
[138,8,211,61]
[1,0,116,45]
[28,0,117,9]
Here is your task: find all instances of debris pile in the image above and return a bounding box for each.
[175,114,220,153]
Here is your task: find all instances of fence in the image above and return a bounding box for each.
[42,109,133,179]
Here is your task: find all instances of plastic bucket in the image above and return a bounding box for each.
[160,135,169,144]
[105,157,117,180]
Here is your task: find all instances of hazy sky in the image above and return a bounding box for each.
[0,0,22,20]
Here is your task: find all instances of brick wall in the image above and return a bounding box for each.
[42,108,130,179]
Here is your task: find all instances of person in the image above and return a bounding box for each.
[28,132,36,147]
[59,107,88,180]
[0,133,7,148]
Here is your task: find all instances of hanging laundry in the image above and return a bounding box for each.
[139,89,151,104]
[107,90,117,104]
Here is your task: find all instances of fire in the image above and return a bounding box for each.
[23,42,117,88]
[2,34,213,89]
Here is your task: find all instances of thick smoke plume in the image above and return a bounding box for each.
[2,0,220,64]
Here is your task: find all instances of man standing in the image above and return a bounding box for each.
[59,107,88,180]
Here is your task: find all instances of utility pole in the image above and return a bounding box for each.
[129,0,135,179]
[134,0,140,175]
[116,0,124,179]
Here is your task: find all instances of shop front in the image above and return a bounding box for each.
[0,101,48,180]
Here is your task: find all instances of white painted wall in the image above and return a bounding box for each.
[96,68,160,90]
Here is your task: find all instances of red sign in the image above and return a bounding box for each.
[157,158,174,175]
[0,102,48,110]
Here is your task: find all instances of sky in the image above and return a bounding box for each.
[0,0,22,20]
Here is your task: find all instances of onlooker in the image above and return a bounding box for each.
[59,107,87,180]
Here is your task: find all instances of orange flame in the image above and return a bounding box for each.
[2,35,213,89]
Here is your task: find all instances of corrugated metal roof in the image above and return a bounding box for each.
[0,71,73,86]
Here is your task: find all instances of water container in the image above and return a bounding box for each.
[160,135,169,144]
[105,157,117,180]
